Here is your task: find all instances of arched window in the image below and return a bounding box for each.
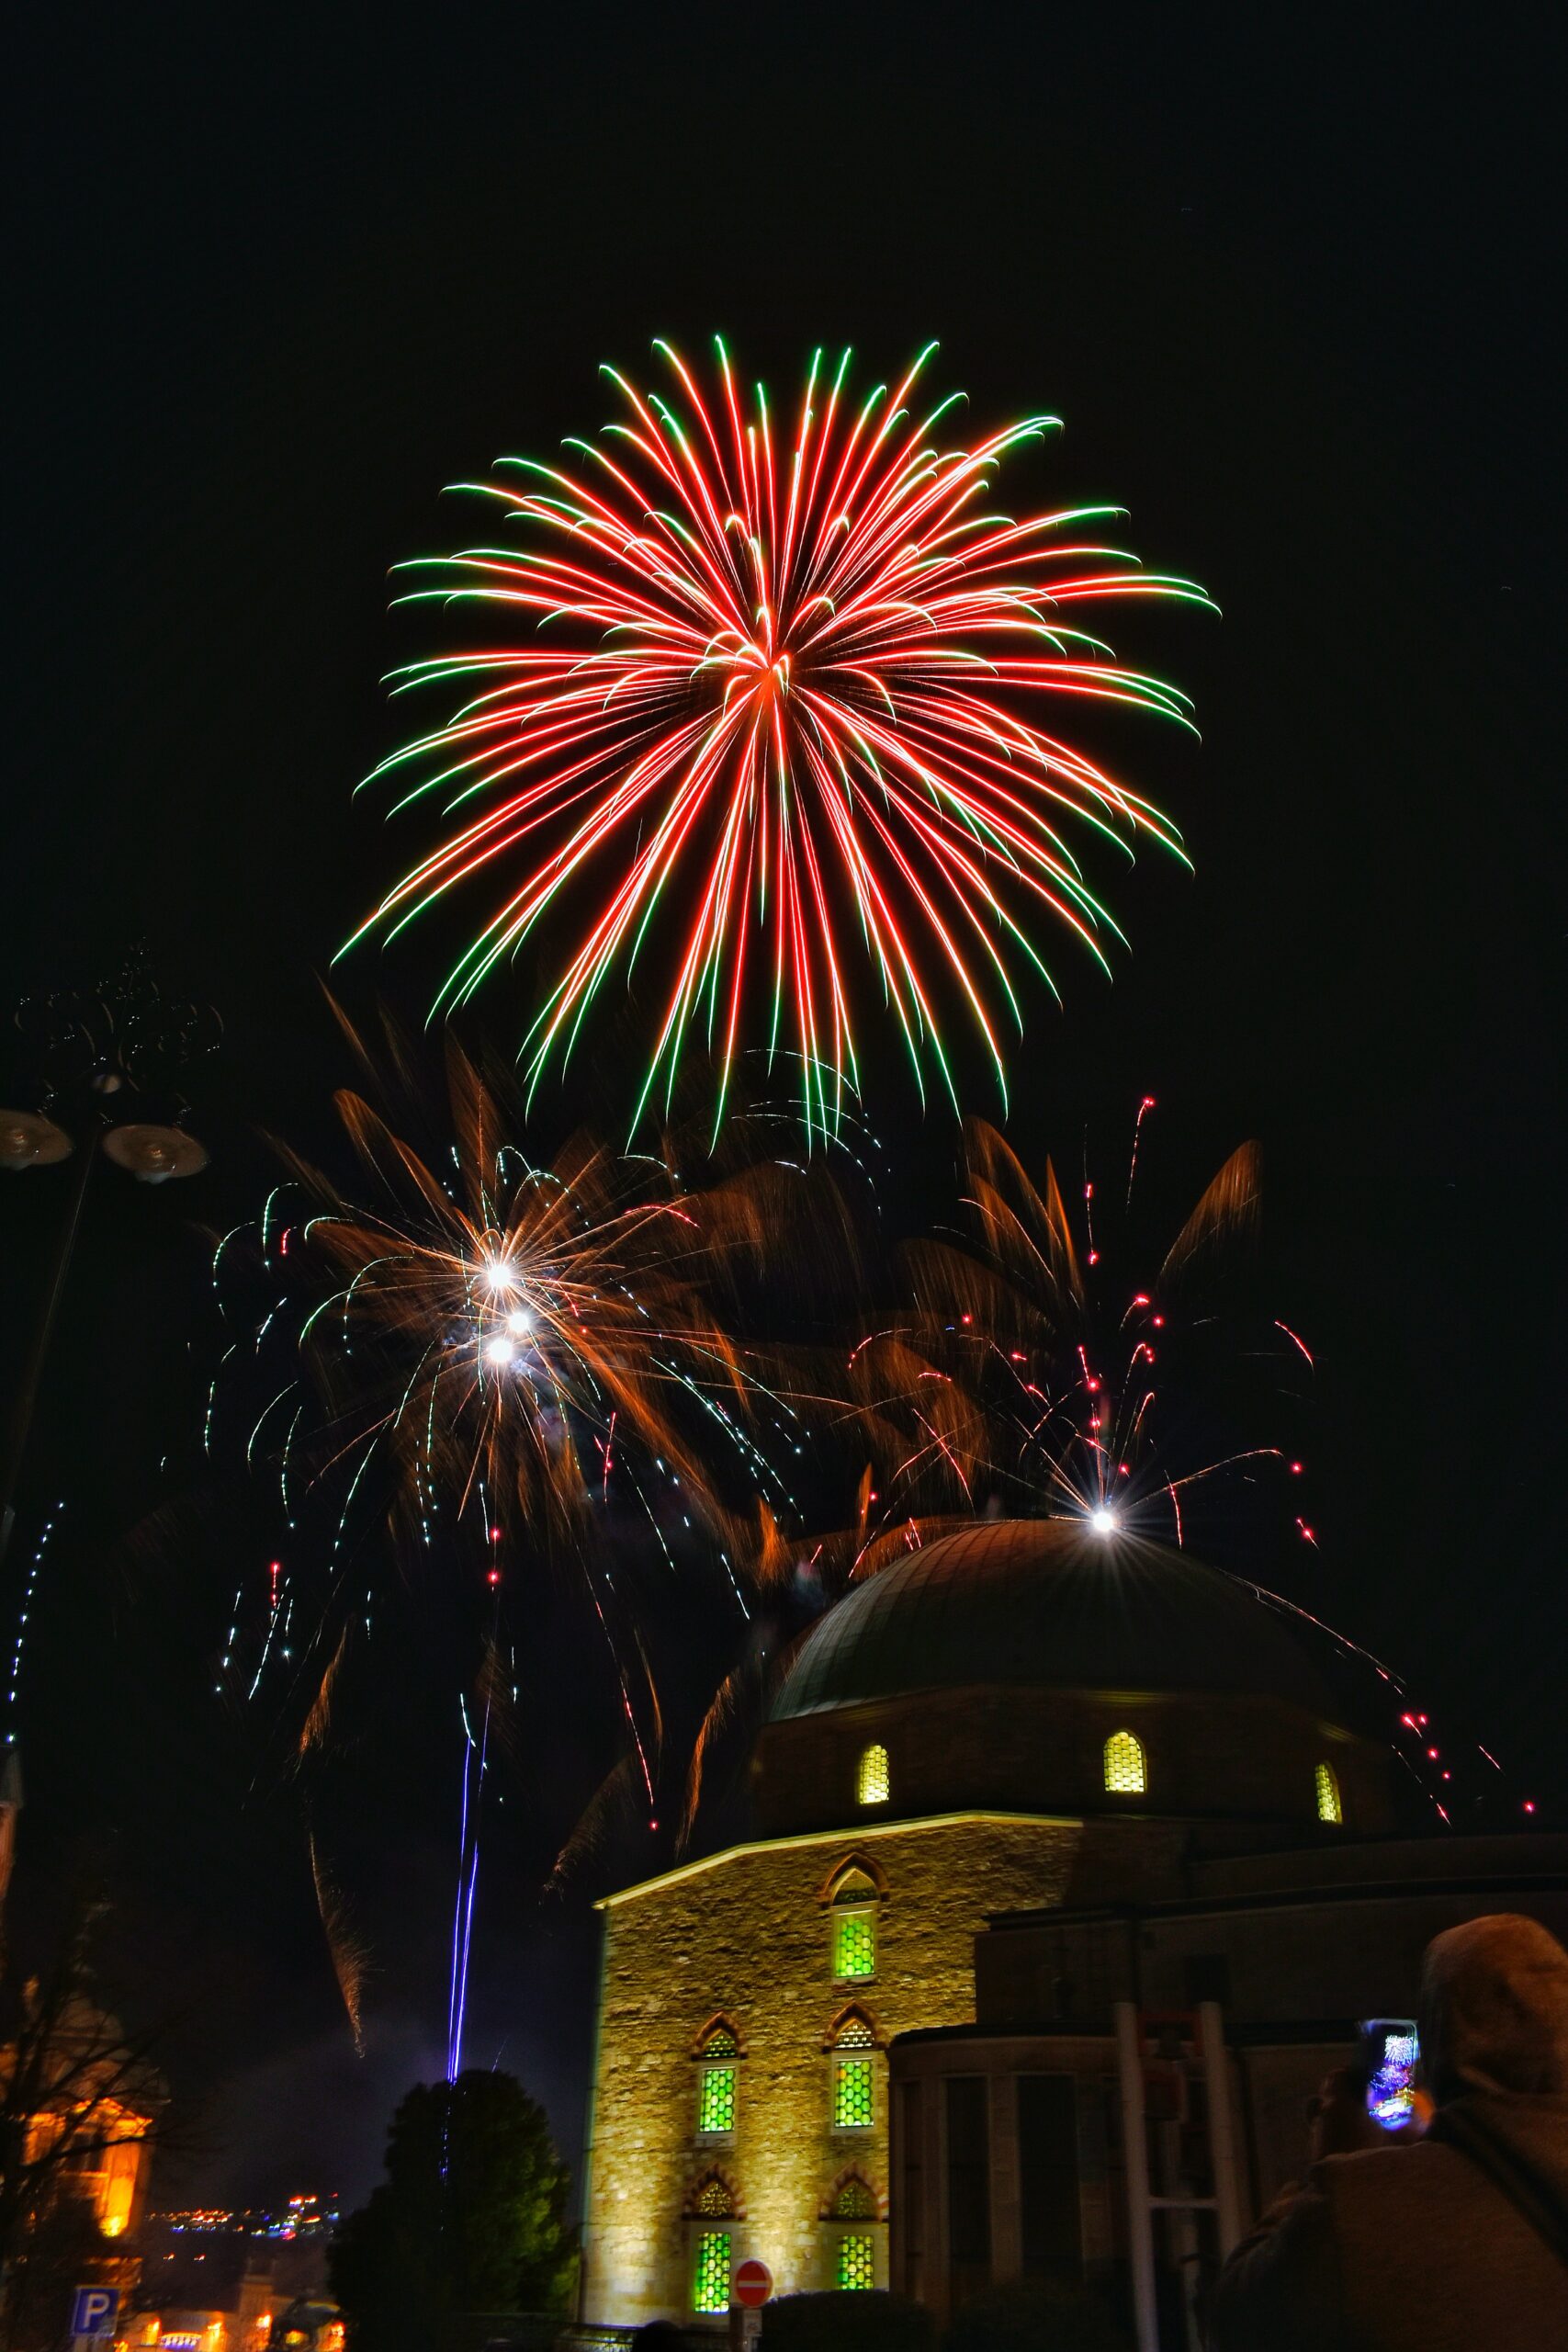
[829,1868,877,1981]
[831,2175,879,2219]
[829,2012,877,2131]
[1315,1760,1343,1825]
[856,1743,890,1806]
[1103,1728,1146,1795]
[694,2018,740,2135]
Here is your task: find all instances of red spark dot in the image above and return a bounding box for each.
[961,1312,972,1324]
[1524,1801,1536,1815]
[1087,1250,1100,1265]
[486,1569,502,1587]
[1151,1314,1164,1328]
[1142,1095,1156,1109]
[1441,1770,1451,1781]
[1427,1747,1439,1760]
[491,1528,502,1542]
[1291,1461,1304,1476]
[1084,1182,1094,1199]
[1132,1293,1150,1307]
[1300,1525,1315,1542]
[1118,1463,1131,1477]
[1401,1713,1416,1729]
[1417,1713,1427,1726]
[1087,1377,1100,1393]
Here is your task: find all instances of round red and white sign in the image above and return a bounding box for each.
[733,2258,773,2308]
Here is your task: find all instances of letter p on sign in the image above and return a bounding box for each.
[72,2287,118,2339]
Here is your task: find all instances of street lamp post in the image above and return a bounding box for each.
[0,953,220,1566]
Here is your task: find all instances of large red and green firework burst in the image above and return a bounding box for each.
[346,341,1213,1137]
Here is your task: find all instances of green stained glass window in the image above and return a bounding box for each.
[833,1909,875,1980]
[693,2230,730,2313]
[837,2233,876,2290]
[698,2065,737,2133]
[1315,1760,1342,1825]
[834,2058,874,2129]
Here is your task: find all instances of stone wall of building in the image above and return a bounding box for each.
[581,1813,1084,2326]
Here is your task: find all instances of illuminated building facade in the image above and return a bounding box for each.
[579,1521,1567,2336]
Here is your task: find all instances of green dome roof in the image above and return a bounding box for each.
[770,1517,1335,1721]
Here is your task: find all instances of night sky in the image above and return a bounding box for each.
[6,1,1563,2215]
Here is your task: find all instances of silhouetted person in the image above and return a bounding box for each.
[1210,1912,1568,2349]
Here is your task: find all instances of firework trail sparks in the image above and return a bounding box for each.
[6,1505,61,1748]
[345,342,1213,1138]
[847,1112,1303,1544]
[209,1032,814,2036]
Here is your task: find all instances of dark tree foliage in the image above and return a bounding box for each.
[329,2070,576,2352]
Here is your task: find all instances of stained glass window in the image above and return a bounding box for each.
[837,2233,876,2290]
[694,2177,733,2218]
[700,2023,739,2057]
[1315,1760,1342,1825]
[693,2230,730,2313]
[857,1744,890,1805]
[1103,1728,1145,1795]
[833,1910,875,1980]
[834,2058,874,2129]
[834,2013,874,2049]
[698,2066,737,2134]
[832,2177,878,2219]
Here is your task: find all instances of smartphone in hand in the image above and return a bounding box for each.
[1359,2018,1420,2130]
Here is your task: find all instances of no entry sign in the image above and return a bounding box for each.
[733,2258,773,2307]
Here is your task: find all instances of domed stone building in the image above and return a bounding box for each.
[576,1520,1564,2338]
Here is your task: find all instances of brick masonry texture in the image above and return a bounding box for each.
[581,1815,1083,2325]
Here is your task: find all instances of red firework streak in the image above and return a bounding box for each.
[346,342,1213,1138]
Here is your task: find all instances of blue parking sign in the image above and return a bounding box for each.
[72,2286,118,2339]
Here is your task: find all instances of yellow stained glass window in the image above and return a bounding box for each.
[857,1743,890,1805]
[700,2022,739,2057]
[834,2014,874,2049]
[833,1909,875,1979]
[693,2230,730,2312]
[1104,1728,1145,1795]
[838,2233,876,2290]
[834,2058,874,2129]
[698,2065,736,2133]
[695,2177,733,2218]
[1315,1760,1343,1824]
